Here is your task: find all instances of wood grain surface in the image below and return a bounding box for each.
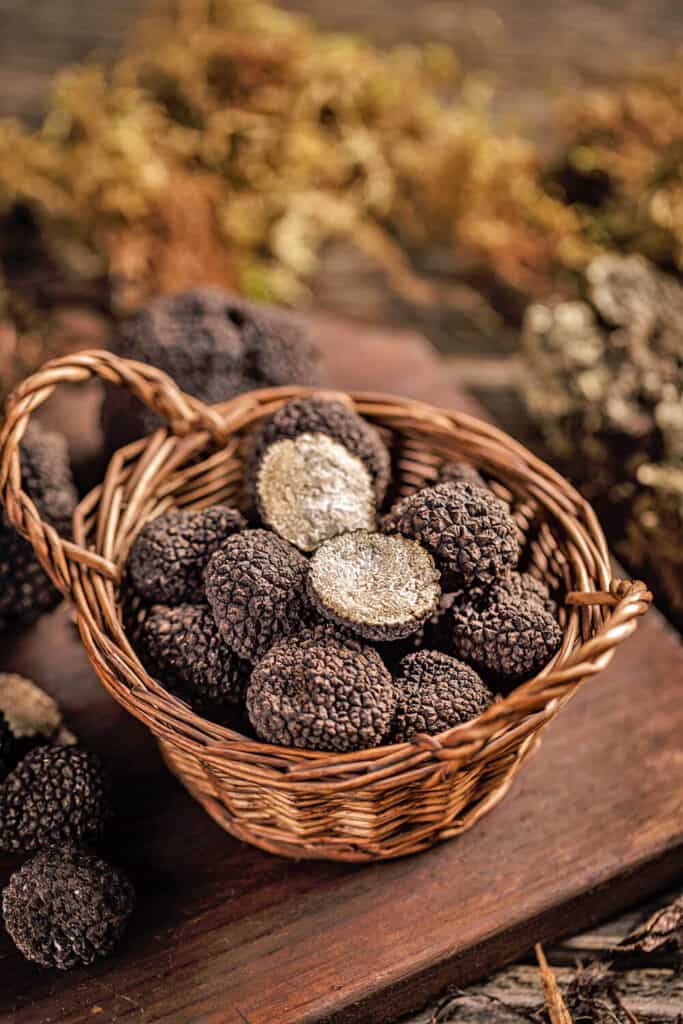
[0,315,681,1024]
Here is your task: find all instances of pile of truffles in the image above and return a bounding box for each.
[0,675,134,969]
[129,397,563,753]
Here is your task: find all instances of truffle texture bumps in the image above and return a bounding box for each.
[0,746,111,854]
[256,432,375,551]
[3,847,134,969]
[383,481,519,585]
[247,633,394,751]
[308,531,441,640]
[128,505,246,605]
[205,530,312,661]
[392,651,493,741]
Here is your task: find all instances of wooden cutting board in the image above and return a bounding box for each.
[0,314,681,1024]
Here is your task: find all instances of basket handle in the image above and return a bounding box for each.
[0,349,230,598]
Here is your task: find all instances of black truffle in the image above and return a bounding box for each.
[451,587,563,687]
[392,650,494,741]
[480,571,558,616]
[247,397,391,505]
[101,288,320,452]
[437,460,488,491]
[0,423,77,631]
[0,746,111,853]
[382,481,519,586]
[2,847,134,969]
[308,531,441,641]
[128,505,246,605]
[205,530,312,661]
[247,632,394,751]
[140,604,250,714]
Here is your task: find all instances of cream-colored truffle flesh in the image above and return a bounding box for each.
[257,432,375,551]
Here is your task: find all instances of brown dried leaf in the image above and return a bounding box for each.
[616,893,683,959]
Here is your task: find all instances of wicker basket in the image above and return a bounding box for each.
[0,350,652,862]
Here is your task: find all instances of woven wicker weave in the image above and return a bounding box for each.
[0,350,652,861]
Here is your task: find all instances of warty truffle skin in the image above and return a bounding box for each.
[247,632,395,751]
[128,505,246,605]
[0,422,77,631]
[205,529,313,661]
[140,604,250,713]
[101,288,320,452]
[0,746,111,854]
[450,589,563,688]
[2,847,135,969]
[382,481,519,586]
[392,650,493,742]
[246,397,391,505]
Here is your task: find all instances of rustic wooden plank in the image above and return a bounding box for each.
[0,316,681,1024]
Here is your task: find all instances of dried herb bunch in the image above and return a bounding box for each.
[523,254,683,624]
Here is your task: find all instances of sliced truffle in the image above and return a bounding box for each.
[140,604,250,714]
[382,481,519,586]
[308,531,441,641]
[0,746,111,854]
[247,632,394,751]
[0,423,77,631]
[205,530,312,661]
[101,288,319,452]
[256,432,375,551]
[128,505,246,605]
[451,588,563,688]
[247,397,390,505]
[2,847,134,969]
[392,650,494,741]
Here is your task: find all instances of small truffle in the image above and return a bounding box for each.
[140,604,250,714]
[247,632,394,751]
[247,397,391,505]
[451,588,563,687]
[0,746,111,854]
[101,288,320,452]
[392,650,494,741]
[308,531,441,641]
[382,481,519,586]
[481,571,558,617]
[205,530,312,661]
[128,505,246,605]
[2,847,134,969]
[256,432,375,550]
[0,423,77,631]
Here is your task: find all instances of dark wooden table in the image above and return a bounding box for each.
[0,315,681,1024]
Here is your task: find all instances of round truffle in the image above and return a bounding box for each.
[451,589,563,687]
[140,604,250,714]
[256,432,375,551]
[247,632,394,751]
[128,505,246,605]
[382,481,519,586]
[101,288,320,452]
[480,571,558,616]
[392,650,493,741]
[0,423,77,631]
[205,530,313,661]
[2,847,134,969]
[247,397,391,505]
[0,746,111,854]
[308,531,441,641]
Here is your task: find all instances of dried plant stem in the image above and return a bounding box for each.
[535,944,574,1024]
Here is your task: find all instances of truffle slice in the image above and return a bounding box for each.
[205,530,313,661]
[256,432,375,551]
[128,505,246,605]
[392,650,494,741]
[0,673,65,751]
[382,481,519,586]
[308,531,441,641]
[451,588,563,688]
[2,847,134,969]
[0,423,77,631]
[247,632,394,751]
[140,604,250,714]
[247,397,390,504]
[0,746,111,854]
